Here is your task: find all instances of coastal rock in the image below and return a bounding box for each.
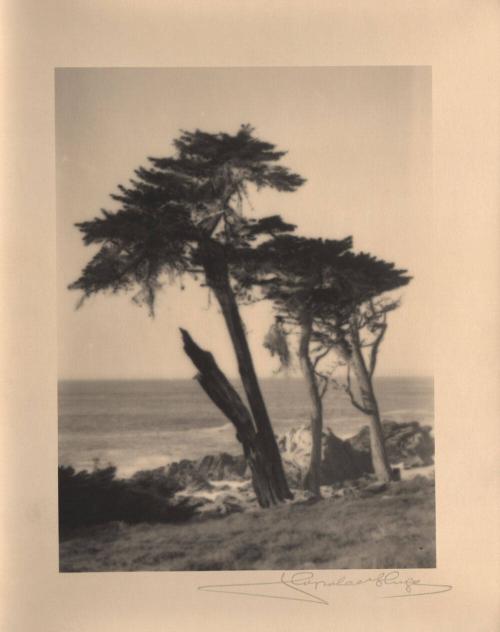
[172,494,212,511]
[323,431,372,481]
[166,421,434,506]
[277,425,370,486]
[348,421,434,469]
[196,453,248,481]
[164,452,249,491]
[193,492,248,519]
[276,420,434,485]
[171,474,260,518]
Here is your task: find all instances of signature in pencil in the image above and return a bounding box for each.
[198,571,453,605]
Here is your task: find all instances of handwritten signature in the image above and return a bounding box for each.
[199,571,453,605]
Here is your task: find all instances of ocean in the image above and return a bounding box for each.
[58,377,433,477]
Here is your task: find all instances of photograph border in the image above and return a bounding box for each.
[1,2,499,631]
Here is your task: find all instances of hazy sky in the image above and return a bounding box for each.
[56,67,432,380]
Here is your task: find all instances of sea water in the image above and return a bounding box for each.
[58,377,433,477]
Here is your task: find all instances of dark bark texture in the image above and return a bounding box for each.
[180,328,291,507]
[199,241,293,502]
[348,337,393,483]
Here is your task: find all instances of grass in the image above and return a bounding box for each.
[59,476,435,572]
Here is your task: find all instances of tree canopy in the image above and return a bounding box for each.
[235,234,410,322]
[234,233,411,376]
[309,249,412,355]
[69,125,305,313]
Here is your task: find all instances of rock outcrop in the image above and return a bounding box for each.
[163,420,434,514]
[277,426,370,486]
[348,421,434,470]
[164,452,248,489]
[196,453,248,481]
[278,420,434,486]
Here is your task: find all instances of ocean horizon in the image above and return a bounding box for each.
[59,376,434,477]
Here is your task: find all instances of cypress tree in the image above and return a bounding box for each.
[70,125,305,506]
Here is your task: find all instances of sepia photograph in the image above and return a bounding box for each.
[56,66,434,573]
[3,2,500,630]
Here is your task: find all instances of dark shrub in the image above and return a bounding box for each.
[129,467,182,496]
[58,465,194,533]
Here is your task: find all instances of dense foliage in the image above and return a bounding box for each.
[69,125,304,315]
[58,466,194,533]
[235,234,410,329]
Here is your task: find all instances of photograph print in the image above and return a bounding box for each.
[56,66,434,572]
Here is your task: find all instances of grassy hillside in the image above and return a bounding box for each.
[60,476,435,572]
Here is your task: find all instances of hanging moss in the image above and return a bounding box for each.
[263,319,291,371]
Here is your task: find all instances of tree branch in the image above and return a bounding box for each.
[368,315,387,377]
[318,377,329,399]
[312,345,333,369]
[344,364,370,414]
[313,368,329,399]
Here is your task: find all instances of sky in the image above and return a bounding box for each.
[56,66,432,380]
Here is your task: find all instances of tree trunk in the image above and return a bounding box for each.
[180,328,282,507]
[349,341,393,483]
[298,313,323,497]
[200,241,293,503]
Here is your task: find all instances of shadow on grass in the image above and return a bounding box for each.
[60,476,435,572]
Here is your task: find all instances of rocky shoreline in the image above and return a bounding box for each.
[129,420,434,520]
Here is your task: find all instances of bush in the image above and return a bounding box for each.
[58,465,194,533]
[129,467,182,496]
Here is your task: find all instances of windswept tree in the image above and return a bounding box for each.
[313,252,412,483]
[69,125,305,506]
[234,234,354,497]
[236,236,411,491]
